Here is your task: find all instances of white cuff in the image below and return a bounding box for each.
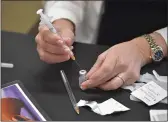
[45,8,78,26]
[156,27,167,44]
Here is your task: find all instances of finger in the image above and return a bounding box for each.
[99,66,140,91]
[99,72,128,90]
[82,56,118,90]
[124,66,140,85]
[38,23,47,31]
[37,38,69,55]
[36,33,68,55]
[35,33,41,44]
[90,55,121,80]
[70,46,74,50]
[37,46,70,63]
[86,50,108,78]
[39,26,63,45]
[64,37,74,47]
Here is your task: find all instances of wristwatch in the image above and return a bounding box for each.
[143,34,164,62]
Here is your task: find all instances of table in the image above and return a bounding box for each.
[1,31,167,121]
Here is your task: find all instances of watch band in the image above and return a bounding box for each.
[143,34,160,50]
[143,34,164,62]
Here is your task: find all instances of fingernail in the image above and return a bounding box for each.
[63,45,70,51]
[64,48,70,53]
[63,37,71,41]
[80,84,86,90]
[81,80,91,90]
[70,46,74,50]
[58,40,63,44]
[70,51,74,56]
[67,37,71,41]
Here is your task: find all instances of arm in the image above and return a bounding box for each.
[82,27,167,90]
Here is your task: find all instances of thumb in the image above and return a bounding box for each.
[63,37,74,47]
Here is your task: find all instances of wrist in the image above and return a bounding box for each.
[131,32,167,66]
[131,36,152,66]
[52,19,75,33]
[150,32,167,57]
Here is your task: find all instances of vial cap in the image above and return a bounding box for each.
[79,70,87,75]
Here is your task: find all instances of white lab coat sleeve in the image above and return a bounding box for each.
[155,27,167,44]
[44,1,86,26]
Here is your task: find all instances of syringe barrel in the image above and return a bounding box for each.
[37,9,57,33]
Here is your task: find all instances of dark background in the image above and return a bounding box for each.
[97,0,167,45]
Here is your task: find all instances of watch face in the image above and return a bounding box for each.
[152,47,164,62]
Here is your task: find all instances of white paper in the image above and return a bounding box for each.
[138,73,158,83]
[131,81,167,106]
[122,83,145,92]
[122,71,167,104]
[137,70,167,84]
[152,70,167,83]
[150,110,168,121]
[77,98,130,115]
[122,70,167,92]
[130,94,141,102]
[130,95,168,104]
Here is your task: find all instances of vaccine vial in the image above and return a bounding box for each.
[79,70,87,87]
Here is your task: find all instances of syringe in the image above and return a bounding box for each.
[36,9,81,69]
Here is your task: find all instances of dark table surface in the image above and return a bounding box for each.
[1,31,168,121]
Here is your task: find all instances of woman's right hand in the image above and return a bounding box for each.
[35,19,75,64]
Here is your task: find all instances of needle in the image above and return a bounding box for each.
[72,57,82,70]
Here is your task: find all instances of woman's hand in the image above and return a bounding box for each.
[35,19,75,64]
[81,37,152,90]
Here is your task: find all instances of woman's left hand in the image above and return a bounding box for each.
[81,38,151,90]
